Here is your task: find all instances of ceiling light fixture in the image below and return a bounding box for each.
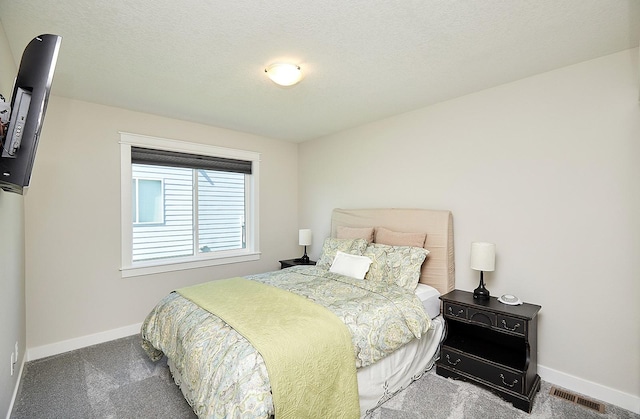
[264,63,303,86]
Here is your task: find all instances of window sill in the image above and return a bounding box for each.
[121,252,261,278]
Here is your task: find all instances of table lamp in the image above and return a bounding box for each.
[296,229,312,263]
[470,242,495,300]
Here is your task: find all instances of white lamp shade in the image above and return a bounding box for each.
[298,229,312,246]
[470,242,495,272]
[265,63,303,86]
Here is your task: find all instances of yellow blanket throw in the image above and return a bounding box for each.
[177,277,360,419]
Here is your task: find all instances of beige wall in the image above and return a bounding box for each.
[0,21,24,416]
[0,191,24,415]
[23,97,300,348]
[299,49,640,407]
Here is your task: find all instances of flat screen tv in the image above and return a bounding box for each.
[0,34,62,194]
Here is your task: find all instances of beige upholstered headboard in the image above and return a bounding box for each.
[331,208,455,295]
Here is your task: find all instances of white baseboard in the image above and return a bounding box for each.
[6,357,25,419]
[539,364,640,414]
[26,323,142,362]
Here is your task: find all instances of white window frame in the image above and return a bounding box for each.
[120,132,260,278]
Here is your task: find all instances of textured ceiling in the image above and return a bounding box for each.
[0,1,638,142]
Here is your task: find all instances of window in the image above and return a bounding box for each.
[120,132,260,277]
[132,177,164,224]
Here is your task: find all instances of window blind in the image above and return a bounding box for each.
[131,147,252,175]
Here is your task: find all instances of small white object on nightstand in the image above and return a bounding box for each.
[498,294,522,305]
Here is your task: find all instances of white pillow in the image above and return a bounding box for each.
[329,251,373,279]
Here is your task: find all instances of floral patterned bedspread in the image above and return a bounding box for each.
[141,266,431,418]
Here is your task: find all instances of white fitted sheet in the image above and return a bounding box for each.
[415,283,441,319]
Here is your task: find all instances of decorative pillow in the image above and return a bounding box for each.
[316,238,369,269]
[329,251,373,279]
[363,243,429,291]
[375,227,427,248]
[336,226,375,243]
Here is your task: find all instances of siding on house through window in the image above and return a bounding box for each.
[131,164,245,262]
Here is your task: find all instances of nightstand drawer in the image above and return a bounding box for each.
[497,315,526,336]
[468,308,497,328]
[444,302,467,319]
[441,348,525,394]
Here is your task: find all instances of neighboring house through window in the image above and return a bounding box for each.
[120,132,260,277]
[132,177,164,225]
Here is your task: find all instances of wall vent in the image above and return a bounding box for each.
[549,387,605,413]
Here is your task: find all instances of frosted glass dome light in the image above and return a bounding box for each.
[264,63,303,86]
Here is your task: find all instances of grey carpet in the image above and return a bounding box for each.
[11,335,195,419]
[10,335,639,419]
[369,371,638,419]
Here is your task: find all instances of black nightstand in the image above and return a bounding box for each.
[436,289,542,413]
[279,259,317,269]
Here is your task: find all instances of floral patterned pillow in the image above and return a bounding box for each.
[316,238,369,269]
[363,243,429,291]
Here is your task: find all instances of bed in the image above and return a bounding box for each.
[141,208,455,418]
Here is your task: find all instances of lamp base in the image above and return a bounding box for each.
[473,285,490,300]
[473,272,490,300]
[294,255,310,264]
[294,246,310,264]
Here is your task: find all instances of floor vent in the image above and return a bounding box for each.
[549,387,605,413]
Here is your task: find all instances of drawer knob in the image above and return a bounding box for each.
[448,307,464,317]
[446,354,461,366]
[501,319,521,332]
[500,374,518,388]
